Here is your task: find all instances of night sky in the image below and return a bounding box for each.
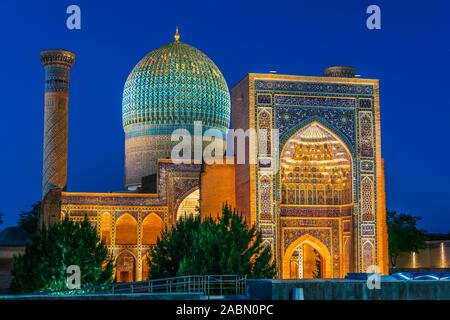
[0,0,449,232]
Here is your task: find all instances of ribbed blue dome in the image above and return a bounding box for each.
[122,40,230,135]
[122,37,231,187]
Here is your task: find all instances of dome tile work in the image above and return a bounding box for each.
[122,36,231,188]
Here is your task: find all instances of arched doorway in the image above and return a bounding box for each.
[279,122,354,278]
[176,188,200,221]
[280,122,353,206]
[142,213,163,245]
[283,235,332,279]
[116,251,136,283]
[115,214,138,245]
[289,243,324,279]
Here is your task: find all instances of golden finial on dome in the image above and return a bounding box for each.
[174,26,180,42]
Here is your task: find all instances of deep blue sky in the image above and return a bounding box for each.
[0,0,449,232]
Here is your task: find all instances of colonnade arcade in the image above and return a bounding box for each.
[107,188,200,282]
[98,211,165,282]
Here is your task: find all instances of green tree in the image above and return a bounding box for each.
[149,216,201,278]
[17,202,40,234]
[387,210,426,267]
[149,204,276,279]
[11,217,113,293]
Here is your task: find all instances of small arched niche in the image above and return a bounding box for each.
[115,213,138,245]
[142,213,163,245]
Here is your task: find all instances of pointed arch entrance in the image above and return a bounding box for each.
[279,121,354,278]
[283,234,332,279]
[116,250,136,283]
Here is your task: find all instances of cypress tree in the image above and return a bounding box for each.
[149,204,276,279]
[11,217,113,293]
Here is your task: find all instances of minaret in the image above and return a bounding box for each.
[40,50,75,198]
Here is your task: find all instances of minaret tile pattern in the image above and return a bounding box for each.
[40,50,75,197]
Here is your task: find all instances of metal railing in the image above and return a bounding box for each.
[41,275,247,297]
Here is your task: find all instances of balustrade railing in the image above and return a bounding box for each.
[40,274,247,297]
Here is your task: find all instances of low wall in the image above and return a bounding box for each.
[390,267,450,273]
[0,292,205,300]
[247,279,450,300]
[396,240,450,269]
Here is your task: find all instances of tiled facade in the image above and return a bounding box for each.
[231,72,389,277]
[41,160,202,281]
[122,38,230,189]
[40,36,388,281]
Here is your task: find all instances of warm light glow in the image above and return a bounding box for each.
[142,214,163,245]
[280,123,352,205]
[177,189,200,220]
[100,212,112,245]
[286,237,328,279]
[115,214,138,245]
[412,251,417,268]
[116,251,136,283]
